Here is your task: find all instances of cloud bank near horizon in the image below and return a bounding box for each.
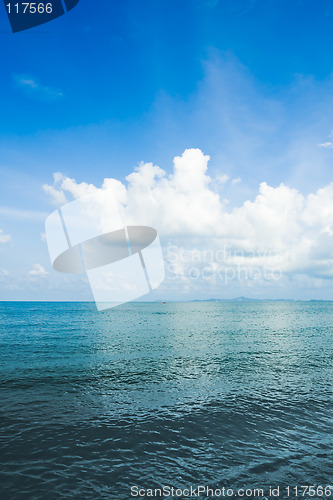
[42,148,333,295]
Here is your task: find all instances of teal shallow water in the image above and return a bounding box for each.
[0,301,332,499]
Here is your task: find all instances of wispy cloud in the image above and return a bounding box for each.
[14,75,64,100]
[216,173,229,185]
[0,229,11,244]
[0,207,48,220]
[318,130,333,148]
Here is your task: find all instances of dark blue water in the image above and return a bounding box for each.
[0,301,332,499]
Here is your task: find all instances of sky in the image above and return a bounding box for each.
[1,0,333,301]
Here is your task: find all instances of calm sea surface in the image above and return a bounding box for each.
[0,301,332,499]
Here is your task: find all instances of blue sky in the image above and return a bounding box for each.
[1,0,333,301]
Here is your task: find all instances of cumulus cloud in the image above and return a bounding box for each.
[43,148,333,293]
[42,175,68,205]
[28,264,49,278]
[0,229,11,244]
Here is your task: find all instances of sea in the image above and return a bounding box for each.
[0,301,332,499]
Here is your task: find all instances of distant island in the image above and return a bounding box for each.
[190,296,331,302]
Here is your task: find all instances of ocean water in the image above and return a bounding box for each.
[0,301,332,499]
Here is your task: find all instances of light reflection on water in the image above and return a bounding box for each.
[0,301,332,499]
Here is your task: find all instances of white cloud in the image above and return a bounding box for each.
[318,130,333,148]
[0,229,11,244]
[19,78,38,89]
[42,181,67,206]
[14,75,63,99]
[42,172,97,205]
[0,269,9,276]
[216,173,230,185]
[43,148,333,295]
[28,264,49,277]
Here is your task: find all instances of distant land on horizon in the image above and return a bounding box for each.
[190,297,333,303]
